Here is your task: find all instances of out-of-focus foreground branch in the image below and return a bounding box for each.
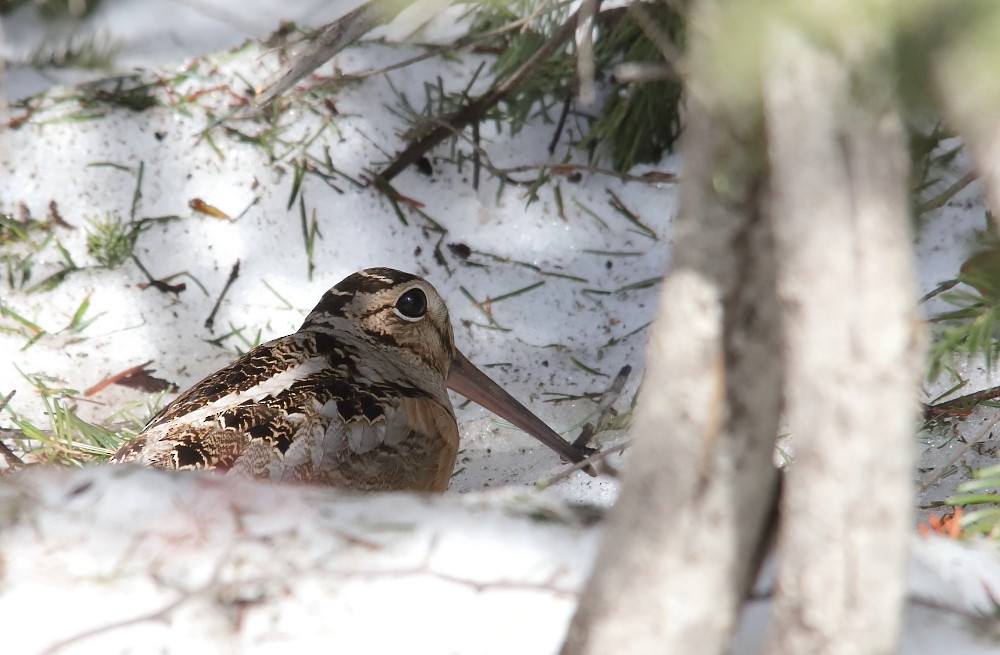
[762,22,919,655]
[0,466,599,654]
[561,2,921,654]
[561,2,785,652]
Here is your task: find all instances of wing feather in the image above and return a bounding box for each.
[111,331,459,491]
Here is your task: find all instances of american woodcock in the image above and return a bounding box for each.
[111,267,590,491]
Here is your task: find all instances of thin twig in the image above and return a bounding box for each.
[916,170,978,215]
[39,576,218,655]
[574,365,631,449]
[131,256,186,295]
[258,0,574,105]
[0,391,25,467]
[255,0,412,108]
[576,0,601,106]
[377,6,628,182]
[205,260,241,331]
[924,384,1000,420]
[627,1,685,77]
[919,413,1000,493]
[537,439,629,489]
[919,278,959,304]
[472,121,481,191]
[548,91,573,155]
[431,125,677,185]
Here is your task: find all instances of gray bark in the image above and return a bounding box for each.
[563,4,922,654]
[935,18,1000,235]
[560,2,784,650]
[762,26,919,655]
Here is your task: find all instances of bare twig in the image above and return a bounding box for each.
[919,412,1000,493]
[131,256,186,296]
[537,439,629,489]
[255,0,413,108]
[613,62,674,84]
[548,91,573,155]
[924,384,1000,419]
[39,577,218,655]
[916,170,978,215]
[377,6,628,182]
[573,365,631,449]
[425,122,676,185]
[337,2,577,85]
[205,260,241,331]
[595,366,631,418]
[472,121,481,191]
[0,391,25,467]
[260,0,574,106]
[478,154,675,186]
[919,278,959,304]
[576,0,602,106]
[627,0,684,77]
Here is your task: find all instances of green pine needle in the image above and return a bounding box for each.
[86,212,141,268]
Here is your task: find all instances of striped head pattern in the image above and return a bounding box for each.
[300,268,457,383]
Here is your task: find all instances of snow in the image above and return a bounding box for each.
[0,1,999,653]
[0,466,599,654]
[0,16,669,502]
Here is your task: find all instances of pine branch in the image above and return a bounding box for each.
[924,383,1000,419]
[377,5,628,182]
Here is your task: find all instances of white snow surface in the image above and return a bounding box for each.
[0,1,999,653]
[0,466,602,655]
[0,7,666,503]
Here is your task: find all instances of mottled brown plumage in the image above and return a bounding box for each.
[112,267,589,491]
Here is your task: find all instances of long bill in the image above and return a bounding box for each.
[446,349,590,464]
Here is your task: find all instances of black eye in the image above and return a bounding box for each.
[394,288,427,320]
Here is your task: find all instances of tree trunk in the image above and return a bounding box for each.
[560,1,784,650]
[562,3,921,654]
[934,8,1000,234]
[762,24,919,655]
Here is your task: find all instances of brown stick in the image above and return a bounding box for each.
[205,260,241,331]
[924,384,1000,419]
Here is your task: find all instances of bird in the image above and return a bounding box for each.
[111,267,590,491]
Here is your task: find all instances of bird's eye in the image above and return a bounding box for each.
[394,288,427,321]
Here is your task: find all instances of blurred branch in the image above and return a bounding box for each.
[763,21,916,655]
[0,391,24,467]
[576,0,601,106]
[915,170,978,214]
[254,0,413,108]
